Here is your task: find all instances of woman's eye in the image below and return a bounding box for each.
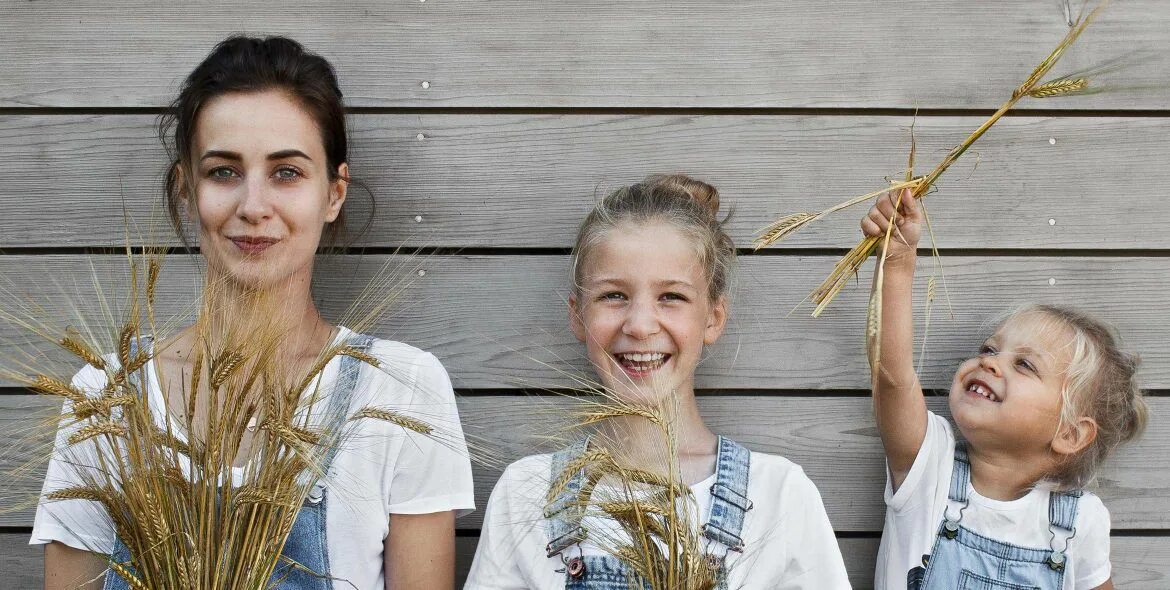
[208,167,238,180]
[599,292,625,301]
[978,345,998,356]
[661,292,687,302]
[274,166,302,181]
[1017,358,1038,374]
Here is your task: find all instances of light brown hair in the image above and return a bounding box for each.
[571,174,735,301]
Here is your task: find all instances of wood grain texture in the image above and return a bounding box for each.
[1,113,1168,249]
[2,1,1167,109]
[0,254,1166,390]
[4,395,1167,532]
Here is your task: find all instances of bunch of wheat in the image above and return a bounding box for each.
[753,1,1107,323]
[542,378,721,590]
[2,250,439,589]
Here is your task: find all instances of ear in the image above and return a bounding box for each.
[169,164,196,221]
[703,294,728,345]
[325,162,349,223]
[1052,416,1098,457]
[568,292,587,343]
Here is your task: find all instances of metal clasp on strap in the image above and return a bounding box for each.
[545,526,588,558]
[709,482,753,513]
[700,522,745,553]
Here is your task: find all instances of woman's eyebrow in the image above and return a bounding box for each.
[200,149,241,161]
[268,149,312,161]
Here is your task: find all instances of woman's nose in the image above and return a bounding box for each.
[237,177,273,223]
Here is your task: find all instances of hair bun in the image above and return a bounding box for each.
[648,174,720,217]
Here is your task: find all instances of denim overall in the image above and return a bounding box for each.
[104,333,375,590]
[908,443,1081,590]
[544,436,753,590]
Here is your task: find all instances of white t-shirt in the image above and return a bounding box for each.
[465,449,851,590]
[30,328,476,590]
[876,412,1111,590]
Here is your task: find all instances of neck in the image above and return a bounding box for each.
[196,266,333,364]
[966,443,1055,501]
[600,384,718,485]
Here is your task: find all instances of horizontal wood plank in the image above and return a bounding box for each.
[0,255,1166,390]
[3,395,1168,533]
[5,533,1166,589]
[1,114,1168,249]
[2,1,1167,109]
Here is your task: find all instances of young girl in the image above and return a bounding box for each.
[30,36,474,589]
[465,175,851,589]
[862,189,1148,590]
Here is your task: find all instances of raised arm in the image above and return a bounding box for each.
[861,188,928,490]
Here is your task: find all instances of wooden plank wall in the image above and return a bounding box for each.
[2,1,1168,587]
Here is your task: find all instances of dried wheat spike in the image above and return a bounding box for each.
[118,325,135,369]
[1027,77,1089,98]
[45,485,107,503]
[152,426,191,456]
[123,351,150,374]
[597,500,669,518]
[107,560,148,590]
[261,420,322,446]
[339,347,381,368]
[575,406,662,427]
[546,449,615,503]
[754,212,818,250]
[31,374,87,403]
[67,421,127,445]
[209,350,246,389]
[349,407,434,435]
[60,335,106,370]
[146,258,161,305]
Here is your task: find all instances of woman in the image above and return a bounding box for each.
[31,36,474,589]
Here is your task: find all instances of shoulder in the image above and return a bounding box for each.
[746,451,822,500]
[486,453,554,513]
[344,331,452,398]
[1073,490,1111,535]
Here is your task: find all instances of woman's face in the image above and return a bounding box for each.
[570,222,727,405]
[189,89,347,290]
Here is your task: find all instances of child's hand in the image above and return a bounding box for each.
[861,187,922,264]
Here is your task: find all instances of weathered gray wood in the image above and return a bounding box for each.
[1,113,1168,249]
[5,533,1166,589]
[4,395,1168,532]
[0,254,1166,390]
[2,1,1167,109]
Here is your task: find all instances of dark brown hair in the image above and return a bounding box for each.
[159,35,359,248]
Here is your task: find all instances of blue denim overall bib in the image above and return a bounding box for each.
[104,333,375,590]
[908,443,1081,590]
[544,436,753,590]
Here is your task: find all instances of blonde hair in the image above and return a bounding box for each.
[999,304,1148,489]
[570,174,735,301]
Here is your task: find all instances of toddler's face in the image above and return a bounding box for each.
[949,312,1075,453]
[569,222,726,405]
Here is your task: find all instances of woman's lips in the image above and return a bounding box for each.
[230,236,279,254]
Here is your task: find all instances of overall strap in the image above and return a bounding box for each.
[1048,489,1082,532]
[948,441,972,504]
[544,438,591,557]
[701,436,753,553]
[1045,488,1082,571]
[316,332,376,475]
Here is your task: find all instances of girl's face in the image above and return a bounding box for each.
[189,89,347,289]
[949,312,1076,454]
[569,222,727,404]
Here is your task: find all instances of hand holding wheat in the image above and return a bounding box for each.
[861,188,922,267]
